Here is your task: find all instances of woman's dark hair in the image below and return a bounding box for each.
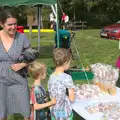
[0,9,17,24]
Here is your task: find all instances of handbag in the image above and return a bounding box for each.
[17,48,39,77]
[17,48,39,63]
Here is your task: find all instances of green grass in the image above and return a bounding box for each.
[29,29,120,67]
[8,29,120,120]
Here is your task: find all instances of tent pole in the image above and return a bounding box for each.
[37,6,42,51]
[55,3,59,48]
[40,7,43,29]
[51,5,56,18]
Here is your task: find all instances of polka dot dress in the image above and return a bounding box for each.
[0,32,30,118]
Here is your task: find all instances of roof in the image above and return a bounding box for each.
[0,0,57,6]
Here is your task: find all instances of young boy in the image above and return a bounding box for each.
[28,60,56,120]
[48,48,75,120]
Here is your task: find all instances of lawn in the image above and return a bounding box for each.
[29,29,120,67]
[8,29,120,120]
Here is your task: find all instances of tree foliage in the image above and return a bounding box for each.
[59,0,120,26]
[2,0,120,27]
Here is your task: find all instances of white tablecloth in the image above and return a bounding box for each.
[72,87,120,120]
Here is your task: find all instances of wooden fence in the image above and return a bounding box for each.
[68,21,87,30]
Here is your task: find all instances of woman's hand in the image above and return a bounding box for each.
[11,63,28,72]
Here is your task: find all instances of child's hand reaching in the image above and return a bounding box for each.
[51,98,56,105]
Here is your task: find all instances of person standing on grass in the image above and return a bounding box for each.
[0,9,38,120]
[62,12,69,29]
[49,12,56,29]
[62,13,66,23]
[28,61,56,120]
[48,48,75,120]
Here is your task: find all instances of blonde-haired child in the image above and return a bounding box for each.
[48,48,75,120]
[28,60,56,120]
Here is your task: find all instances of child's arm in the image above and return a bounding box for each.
[65,75,76,102]
[68,88,75,102]
[34,97,56,110]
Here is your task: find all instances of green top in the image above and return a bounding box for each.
[0,0,56,6]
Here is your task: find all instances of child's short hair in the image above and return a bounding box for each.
[28,60,46,79]
[53,48,71,67]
